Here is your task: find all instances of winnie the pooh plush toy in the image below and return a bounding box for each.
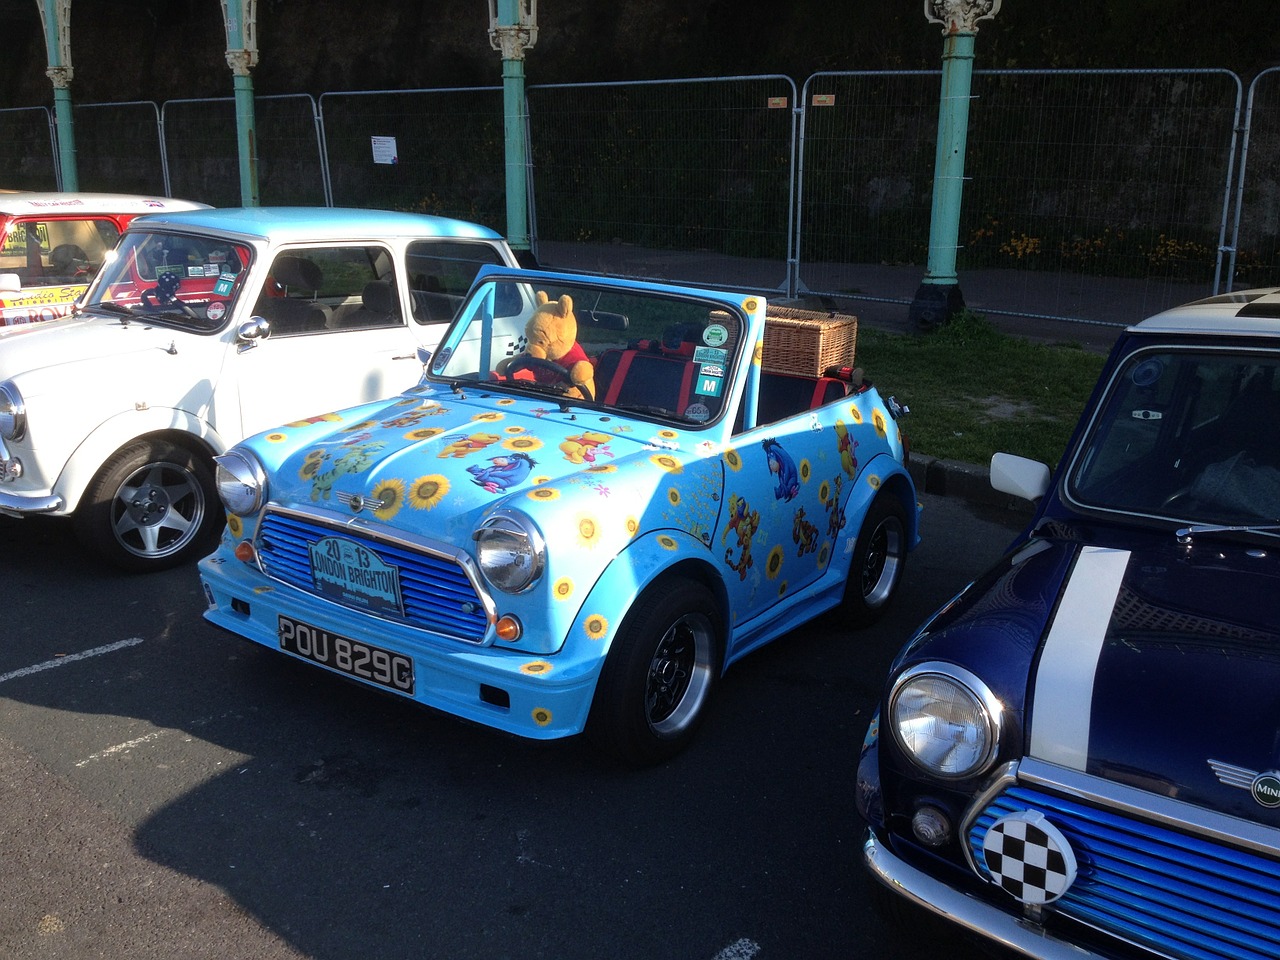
[505,291,596,401]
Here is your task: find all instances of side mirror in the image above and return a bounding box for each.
[990,452,1051,501]
[236,316,272,352]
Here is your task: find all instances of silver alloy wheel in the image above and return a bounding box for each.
[646,610,716,737]
[109,458,208,560]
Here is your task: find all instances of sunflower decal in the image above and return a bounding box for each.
[532,707,553,726]
[766,544,785,580]
[370,479,405,520]
[584,614,609,641]
[867,474,882,490]
[657,429,680,441]
[472,411,505,423]
[552,577,575,601]
[817,542,831,569]
[624,516,640,538]
[528,486,560,502]
[408,474,449,509]
[873,409,888,437]
[265,431,288,443]
[585,463,617,474]
[226,514,243,538]
[503,434,543,453]
[849,406,864,424]
[650,453,683,474]
[520,660,553,676]
[342,418,378,433]
[657,534,679,551]
[405,426,445,441]
[799,458,812,483]
[667,487,681,507]
[724,446,743,472]
[576,514,603,549]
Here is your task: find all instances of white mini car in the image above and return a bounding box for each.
[0,206,517,571]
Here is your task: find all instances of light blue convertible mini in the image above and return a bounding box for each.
[199,266,917,764]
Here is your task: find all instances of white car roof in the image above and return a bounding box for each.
[0,192,210,217]
[1136,288,1280,338]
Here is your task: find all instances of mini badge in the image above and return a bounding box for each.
[1209,759,1280,808]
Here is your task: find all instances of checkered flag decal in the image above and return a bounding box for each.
[981,810,1078,905]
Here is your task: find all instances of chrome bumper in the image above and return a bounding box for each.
[0,487,62,515]
[862,831,1098,960]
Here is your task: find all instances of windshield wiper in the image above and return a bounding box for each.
[1176,522,1280,544]
[87,302,137,320]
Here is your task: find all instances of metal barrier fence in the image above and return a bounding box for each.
[8,68,1279,330]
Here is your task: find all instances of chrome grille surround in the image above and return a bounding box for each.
[254,505,495,644]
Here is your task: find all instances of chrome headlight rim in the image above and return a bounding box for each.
[0,380,26,442]
[214,448,268,517]
[887,660,1003,781]
[473,509,546,594]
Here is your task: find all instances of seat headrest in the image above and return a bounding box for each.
[272,255,322,292]
[362,280,396,315]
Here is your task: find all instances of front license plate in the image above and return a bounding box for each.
[278,615,415,695]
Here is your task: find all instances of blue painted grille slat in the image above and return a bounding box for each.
[256,512,488,642]
[968,787,1280,960]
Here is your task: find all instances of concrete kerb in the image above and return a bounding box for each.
[907,451,1036,521]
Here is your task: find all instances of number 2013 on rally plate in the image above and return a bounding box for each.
[278,615,415,694]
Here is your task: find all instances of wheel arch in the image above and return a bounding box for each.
[54,410,229,514]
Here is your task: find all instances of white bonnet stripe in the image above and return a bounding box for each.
[1029,545,1131,771]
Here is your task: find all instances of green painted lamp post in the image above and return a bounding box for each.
[222,0,260,206]
[488,0,538,265]
[908,0,1001,331]
[38,0,78,192]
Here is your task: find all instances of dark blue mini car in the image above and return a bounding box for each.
[858,289,1280,960]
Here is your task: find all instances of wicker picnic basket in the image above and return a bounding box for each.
[762,305,857,377]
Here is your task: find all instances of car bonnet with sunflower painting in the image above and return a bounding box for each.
[198,266,917,763]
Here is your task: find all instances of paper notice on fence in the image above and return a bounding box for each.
[371,136,399,165]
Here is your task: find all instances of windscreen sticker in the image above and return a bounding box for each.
[694,372,724,398]
[703,324,728,347]
[214,273,237,297]
[694,345,728,365]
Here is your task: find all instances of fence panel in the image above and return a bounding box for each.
[318,87,505,227]
[0,107,56,191]
[162,94,325,207]
[1231,67,1280,290]
[72,102,166,195]
[527,76,797,292]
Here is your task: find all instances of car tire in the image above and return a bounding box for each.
[838,495,908,627]
[73,438,221,573]
[586,577,723,767]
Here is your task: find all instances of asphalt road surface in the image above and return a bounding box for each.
[0,493,1028,960]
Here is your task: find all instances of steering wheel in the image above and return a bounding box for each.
[505,355,595,402]
[140,272,198,318]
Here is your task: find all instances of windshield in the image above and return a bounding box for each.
[429,276,744,426]
[1067,346,1280,526]
[82,230,253,331]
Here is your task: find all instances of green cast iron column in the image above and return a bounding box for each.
[491,0,537,264]
[40,0,78,192]
[223,1,260,206]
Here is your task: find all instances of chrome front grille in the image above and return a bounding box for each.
[257,510,490,642]
[968,785,1280,960]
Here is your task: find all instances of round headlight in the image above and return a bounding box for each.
[888,662,1002,779]
[474,510,545,593]
[214,449,267,516]
[0,381,26,442]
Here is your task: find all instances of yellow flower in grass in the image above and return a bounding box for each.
[528,486,560,502]
[576,513,603,549]
[584,614,609,641]
[766,544,785,580]
[552,577,575,601]
[724,446,743,471]
[503,434,543,453]
[405,426,445,441]
[532,707,553,726]
[371,478,405,520]
[408,474,449,509]
[520,660,553,677]
[650,453,683,474]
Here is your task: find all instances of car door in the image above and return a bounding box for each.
[234,244,428,437]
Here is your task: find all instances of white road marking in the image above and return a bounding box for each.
[0,637,144,685]
[712,939,761,960]
[75,731,166,767]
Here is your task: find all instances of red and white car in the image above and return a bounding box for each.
[0,192,209,327]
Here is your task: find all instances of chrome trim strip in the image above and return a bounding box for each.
[863,832,1099,960]
[1017,757,1280,859]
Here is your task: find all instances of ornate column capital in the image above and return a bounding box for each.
[924,0,1002,33]
[45,64,73,88]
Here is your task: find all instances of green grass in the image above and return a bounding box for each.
[857,311,1107,469]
